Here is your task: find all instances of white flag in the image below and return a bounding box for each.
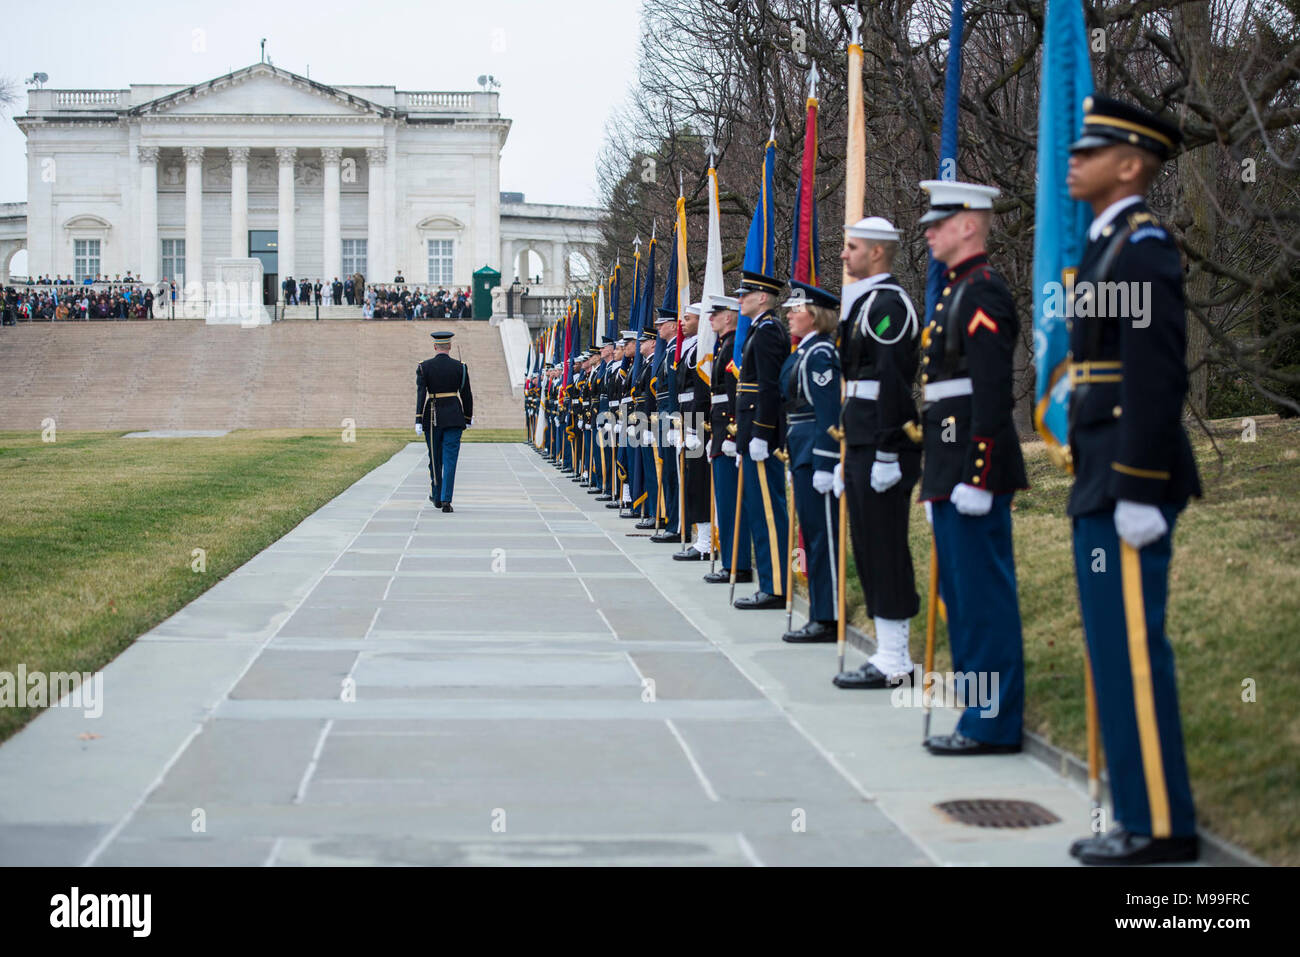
[697,164,724,385]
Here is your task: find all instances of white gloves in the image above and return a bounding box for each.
[951,482,993,516]
[749,437,769,462]
[721,439,737,457]
[415,423,424,435]
[871,452,902,494]
[684,431,702,451]
[924,501,933,525]
[667,428,681,449]
[832,462,845,498]
[642,429,654,447]
[1115,499,1168,549]
[812,470,834,494]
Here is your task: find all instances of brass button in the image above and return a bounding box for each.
[922,356,930,364]
[978,442,987,450]
[1102,225,1114,238]
[935,303,943,312]
[943,286,951,296]
[948,270,956,280]
[1113,405,1122,417]
[976,458,984,467]
[921,374,929,383]
[935,326,943,333]
[972,476,981,484]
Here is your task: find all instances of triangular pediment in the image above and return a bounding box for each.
[130,63,390,118]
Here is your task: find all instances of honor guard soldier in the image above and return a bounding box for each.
[778,281,842,642]
[672,302,713,561]
[632,326,660,524]
[1065,97,1200,866]
[593,337,618,499]
[704,297,753,584]
[650,308,681,543]
[610,333,636,510]
[416,330,474,513]
[833,217,924,687]
[733,269,791,610]
[918,180,1028,754]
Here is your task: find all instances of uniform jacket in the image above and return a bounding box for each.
[781,331,841,472]
[708,329,739,457]
[918,253,1028,501]
[416,353,473,429]
[839,273,921,453]
[1067,200,1200,516]
[735,311,791,450]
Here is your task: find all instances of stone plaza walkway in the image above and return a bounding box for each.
[0,442,1099,866]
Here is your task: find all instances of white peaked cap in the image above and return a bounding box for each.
[707,295,740,312]
[845,216,900,241]
[919,180,1001,224]
[684,301,704,316]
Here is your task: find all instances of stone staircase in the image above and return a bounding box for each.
[0,320,522,432]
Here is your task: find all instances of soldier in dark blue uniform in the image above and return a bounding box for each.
[650,309,681,543]
[733,270,791,610]
[778,281,842,642]
[672,302,715,561]
[611,333,636,511]
[415,330,473,513]
[1064,97,1200,866]
[703,297,753,585]
[632,327,659,525]
[917,180,1028,755]
[833,217,924,688]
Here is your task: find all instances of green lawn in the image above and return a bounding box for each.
[824,416,1300,864]
[0,428,515,742]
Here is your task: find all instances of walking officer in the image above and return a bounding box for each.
[1064,97,1200,866]
[416,330,474,513]
[917,179,1027,754]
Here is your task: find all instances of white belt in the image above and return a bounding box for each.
[845,379,879,400]
[677,390,694,403]
[711,394,728,405]
[924,377,973,402]
[620,397,632,405]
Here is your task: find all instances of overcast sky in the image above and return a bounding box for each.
[0,0,642,209]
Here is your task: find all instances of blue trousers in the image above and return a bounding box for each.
[741,454,788,596]
[657,444,679,532]
[932,495,1025,745]
[712,455,752,571]
[639,444,658,516]
[1073,507,1195,838]
[792,464,838,622]
[427,426,463,504]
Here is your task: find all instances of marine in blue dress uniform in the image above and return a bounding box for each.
[917,180,1028,754]
[632,327,659,525]
[733,270,791,611]
[1064,97,1200,866]
[832,217,925,686]
[415,330,474,513]
[778,281,843,642]
[612,333,637,514]
[702,297,754,585]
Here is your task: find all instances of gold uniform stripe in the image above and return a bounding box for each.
[1120,541,1172,838]
[1084,114,1175,150]
[755,461,783,596]
[1111,462,1171,480]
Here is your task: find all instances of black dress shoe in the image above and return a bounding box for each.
[833,662,914,688]
[605,501,622,508]
[1069,833,1103,859]
[924,731,1021,755]
[441,503,453,513]
[596,495,613,502]
[428,495,439,506]
[734,591,783,610]
[635,518,656,530]
[703,568,753,584]
[782,620,837,643]
[619,509,638,519]
[649,530,680,543]
[587,488,604,495]
[673,547,708,562]
[1076,826,1199,866]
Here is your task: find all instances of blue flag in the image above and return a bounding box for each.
[631,237,656,386]
[734,138,776,370]
[1033,0,1094,467]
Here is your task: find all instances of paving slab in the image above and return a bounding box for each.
[0,442,1111,866]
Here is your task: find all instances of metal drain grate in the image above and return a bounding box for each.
[935,799,1061,829]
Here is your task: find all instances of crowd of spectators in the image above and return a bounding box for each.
[2,276,172,323]
[363,283,471,319]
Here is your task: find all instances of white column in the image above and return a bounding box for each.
[321,147,342,285]
[551,241,567,288]
[137,146,159,283]
[182,146,204,291]
[276,147,297,287]
[228,147,249,259]
[365,146,386,283]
